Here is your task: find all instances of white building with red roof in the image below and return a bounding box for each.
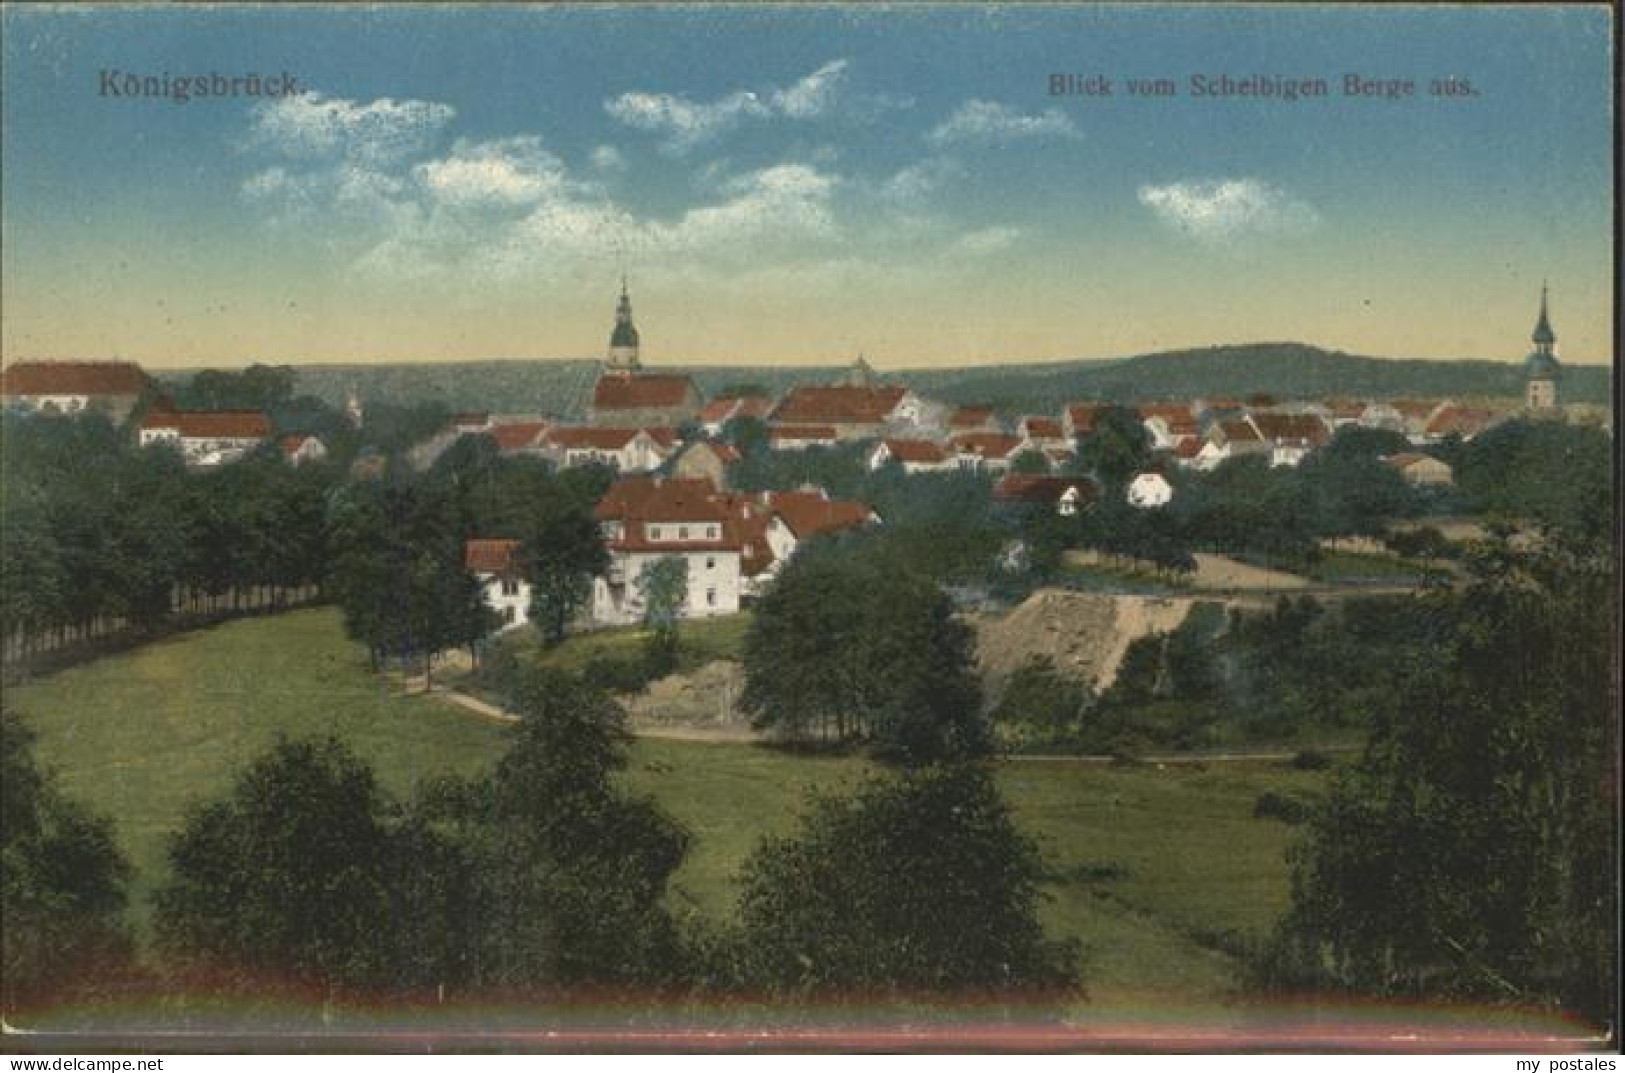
[543,425,672,472]
[279,433,327,466]
[767,424,840,450]
[1,360,152,422]
[948,433,1027,473]
[592,476,746,625]
[867,437,950,473]
[139,407,272,467]
[769,384,922,440]
[465,539,529,631]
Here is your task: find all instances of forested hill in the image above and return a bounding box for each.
[255,342,1609,418]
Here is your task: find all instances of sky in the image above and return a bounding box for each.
[0,4,1614,369]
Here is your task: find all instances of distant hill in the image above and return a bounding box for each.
[168,342,1608,419]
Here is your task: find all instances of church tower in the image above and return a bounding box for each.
[1524,284,1561,411]
[344,382,364,429]
[606,279,642,373]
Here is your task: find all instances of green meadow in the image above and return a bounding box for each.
[9,607,1327,1004]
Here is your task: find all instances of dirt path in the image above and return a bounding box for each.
[1188,553,1310,591]
[424,681,765,742]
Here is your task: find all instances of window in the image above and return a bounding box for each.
[501,578,519,597]
[502,607,516,623]
[706,588,717,607]
[707,525,718,539]
[679,526,689,540]
[705,556,715,570]
[649,525,662,540]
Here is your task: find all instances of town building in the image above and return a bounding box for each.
[673,441,743,488]
[465,539,530,631]
[588,283,703,426]
[699,394,774,437]
[591,477,745,626]
[1525,284,1561,410]
[769,384,922,440]
[947,405,1000,433]
[544,426,673,472]
[1247,413,1333,467]
[948,433,1027,473]
[1126,470,1175,508]
[139,407,272,467]
[279,433,328,466]
[0,360,152,422]
[868,437,950,474]
[768,424,840,450]
[992,474,1099,517]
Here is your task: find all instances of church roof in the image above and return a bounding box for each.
[1532,288,1556,346]
[1525,350,1561,379]
[592,372,698,411]
[2,360,151,397]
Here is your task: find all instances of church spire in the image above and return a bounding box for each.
[607,278,641,372]
[1531,281,1556,352]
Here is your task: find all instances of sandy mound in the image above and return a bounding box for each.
[620,659,755,733]
[975,589,1194,695]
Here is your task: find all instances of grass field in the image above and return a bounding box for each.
[9,607,1327,1004]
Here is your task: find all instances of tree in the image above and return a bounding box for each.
[1259,528,1616,1024]
[742,540,989,764]
[429,670,690,988]
[1,709,133,1009]
[636,555,688,677]
[523,506,609,646]
[1010,448,1049,475]
[153,737,400,989]
[1074,405,1151,492]
[725,763,1080,995]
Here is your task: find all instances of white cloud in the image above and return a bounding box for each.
[770,59,849,118]
[1137,178,1320,243]
[927,99,1080,146]
[414,136,567,209]
[604,59,855,153]
[884,156,963,201]
[245,92,453,164]
[590,144,627,171]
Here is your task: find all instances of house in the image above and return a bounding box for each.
[948,405,1000,433]
[993,474,1098,517]
[768,424,840,451]
[466,539,530,631]
[673,441,743,488]
[1248,413,1333,467]
[948,433,1026,473]
[1195,418,1268,470]
[733,487,878,592]
[1322,398,1368,428]
[1172,439,1204,469]
[1,360,152,422]
[450,411,493,434]
[279,433,327,466]
[486,420,553,457]
[1126,471,1175,508]
[1017,416,1068,453]
[1384,452,1454,487]
[868,437,949,474]
[698,394,774,436]
[590,372,703,427]
[139,407,271,467]
[1139,403,1200,452]
[769,385,922,440]
[1391,398,1450,442]
[543,425,672,472]
[1422,404,1500,443]
[591,477,745,626]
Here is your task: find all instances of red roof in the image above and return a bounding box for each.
[1,360,150,397]
[771,385,908,425]
[950,433,1025,459]
[546,425,642,450]
[1249,414,1331,447]
[279,433,321,455]
[1138,402,1194,422]
[1174,439,1203,459]
[699,395,774,424]
[592,373,698,411]
[761,490,874,540]
[880,438,947,464]
[1424,406,1497,438]
[994,474,1099,505]
[466,539,522,575]
[142,409,271,439]
[596,477,731,524]
[1065,403,1103,434]
[769,425,838,442]
[488,421,551,451]
[1020,417,1063,440]
[949,406,996,428]
[1392,398,1442,420]
[1218,419,1263,444]
[1384,452,1442,470]
[451,411,491,428]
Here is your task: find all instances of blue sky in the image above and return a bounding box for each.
[1,4,1613,367]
